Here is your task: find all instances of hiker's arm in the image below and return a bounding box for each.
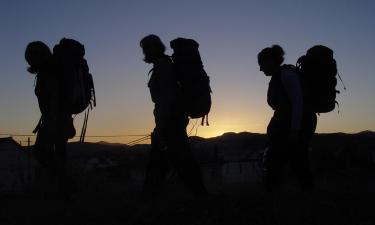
[45,75,59,133]
[280,69,303,132]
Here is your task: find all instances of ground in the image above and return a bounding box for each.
[1,167,375,225]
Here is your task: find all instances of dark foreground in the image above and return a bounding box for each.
[1,168,375,225]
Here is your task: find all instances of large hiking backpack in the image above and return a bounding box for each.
[170,38,212,125]
[53,38,96,114]
[297,45,339,113]
[53,38,96,141]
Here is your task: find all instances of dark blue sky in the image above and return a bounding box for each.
[1,0,374,143]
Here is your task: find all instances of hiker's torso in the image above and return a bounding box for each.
[148,56,185,121]
[34,59,57,115]
[267,66,316,135]
[34,58,68,117]
[267,67,293,116]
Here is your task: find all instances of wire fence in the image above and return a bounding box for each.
[1,119,205,146]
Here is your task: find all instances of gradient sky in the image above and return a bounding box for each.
[1,0,375,144]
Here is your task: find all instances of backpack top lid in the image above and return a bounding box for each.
[170,38,199,51]
[53,38,85,60]
[298,45,334,66]
[170,38,203,68]
[306,45,333,59]
[297,45,336,74]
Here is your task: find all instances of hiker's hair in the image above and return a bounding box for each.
[257,45,285,66]
[140,34,166,63]
[25,41,51,74]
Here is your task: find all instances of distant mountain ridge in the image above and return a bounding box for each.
[65,131,375,154]
[63,130,375,170]
[71,131,375,148]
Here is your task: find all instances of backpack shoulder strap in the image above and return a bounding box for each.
[281,64,298,72]
[32,116,43,134]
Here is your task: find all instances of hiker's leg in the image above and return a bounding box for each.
[143,132,169,198]
[55,140,67,174]
[54,139,69,195]
[263,134,288,191]
[170,142,208,196]
[264,114,291,191]
[293,113,317,191]
[34,130,55,194]
[168,121,207,196]
[34,129,54,168]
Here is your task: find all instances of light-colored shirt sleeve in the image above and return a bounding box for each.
[280,68,303,131]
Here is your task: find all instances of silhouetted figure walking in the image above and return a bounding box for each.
[258,45,317,192]
[140,35,207,199]
[25,41,75,197]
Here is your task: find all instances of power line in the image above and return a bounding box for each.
[76,134,149,138]
[0,134,36,137]
[1,133,152,146]
[126,135,151,146]
[0,133,149,138]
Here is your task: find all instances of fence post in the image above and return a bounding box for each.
[27,137,31,188]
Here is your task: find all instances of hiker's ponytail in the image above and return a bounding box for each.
[271,45,284,65]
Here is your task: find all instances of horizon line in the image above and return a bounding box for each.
[1,130,374,139]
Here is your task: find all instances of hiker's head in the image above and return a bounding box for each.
[258,45,284,76]
[140,34,166,64]
[25,41,52,74]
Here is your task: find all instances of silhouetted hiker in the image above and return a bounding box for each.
[258,45,317,191]
[140,34,208,199]
[25,39,95,197]
[25,41,75,197]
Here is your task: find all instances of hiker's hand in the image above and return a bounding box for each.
[288,130,300,147]
[152,129,168,151]
[43,117,58,139]
[160,145,168,152]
